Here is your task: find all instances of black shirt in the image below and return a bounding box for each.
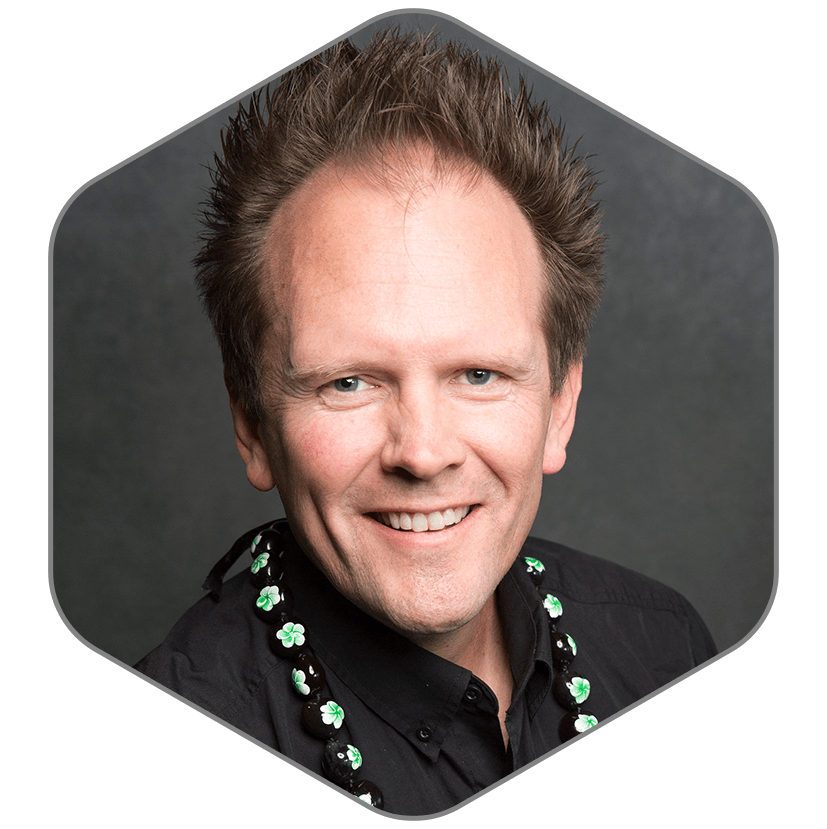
[136,526,716,816]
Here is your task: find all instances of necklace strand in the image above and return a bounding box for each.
[248,522,598,809]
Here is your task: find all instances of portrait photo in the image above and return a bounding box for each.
[51,8,774,818]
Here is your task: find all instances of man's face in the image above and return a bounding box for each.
[234,159,580,639]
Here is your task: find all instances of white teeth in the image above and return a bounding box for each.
[412,513,429,532]
[377,506,472,532]
[427,511,445,531]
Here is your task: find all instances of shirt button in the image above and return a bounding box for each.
[464,684,481,703]
[416,726,432,741]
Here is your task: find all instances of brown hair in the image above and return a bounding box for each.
[195,27,605,421]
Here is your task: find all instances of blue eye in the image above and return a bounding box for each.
[464,369,496,385]
[332,377,365,392]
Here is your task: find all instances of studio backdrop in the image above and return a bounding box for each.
[52,11,774,676]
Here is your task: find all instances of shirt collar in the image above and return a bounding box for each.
[281,535,553,759]
[498,563,554,720]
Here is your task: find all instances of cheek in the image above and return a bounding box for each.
[470,401,550,480]
[277,410,383,496]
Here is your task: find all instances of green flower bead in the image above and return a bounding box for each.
[277,622,306,648]
[321,701,344,729]
[256,585,281,611]
[543,593,563,619]
[574,713,598,732]
[251,552,270,574]
[292,668,310,696]
[347,745,362,769]
[569,676,590,704]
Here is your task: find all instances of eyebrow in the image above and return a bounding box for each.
[281,351,542,391]
[281,360,368,391]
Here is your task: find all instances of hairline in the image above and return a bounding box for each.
[250,144,560,414]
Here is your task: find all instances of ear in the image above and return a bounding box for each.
[543,362,583,475]
[229,394,276,492]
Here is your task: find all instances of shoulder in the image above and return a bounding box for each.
[524,536,694,614]
[520,536,717,665]
[135,571,278,718]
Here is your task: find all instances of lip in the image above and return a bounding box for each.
[369,511,479,541]
[368,504,475,515]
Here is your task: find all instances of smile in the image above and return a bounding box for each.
[372,506,474,532]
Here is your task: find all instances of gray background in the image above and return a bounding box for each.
[52,11,774,668]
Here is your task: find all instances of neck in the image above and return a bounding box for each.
[405,594,514,746]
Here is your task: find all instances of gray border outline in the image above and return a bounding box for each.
[48,6,780,821]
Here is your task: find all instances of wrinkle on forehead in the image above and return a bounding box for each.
[258,146,546,401]
[266,142,493,263]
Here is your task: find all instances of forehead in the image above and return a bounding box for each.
[261,159,548,372]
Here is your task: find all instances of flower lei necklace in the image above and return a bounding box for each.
[523,556,600,739]
[236,522,598,810]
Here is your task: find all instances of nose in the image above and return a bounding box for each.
[380,387,467,480]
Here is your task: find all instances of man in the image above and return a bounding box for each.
[137,30,716,815]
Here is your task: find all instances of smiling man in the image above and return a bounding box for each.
[136,30,716,815]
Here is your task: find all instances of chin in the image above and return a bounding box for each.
[371,582,490,640]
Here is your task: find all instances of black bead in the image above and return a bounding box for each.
[301,697,345,740]
[322,740,361,786]
[542,593,563,627]
[268,616,307,657]
[552,671,592,710]
[550,630,577,670]
[249,527,284,559]
[253,583,292,623]
[249,553,284,589]
[291,650,326,697]
[559,710,599,742]
[523,556,546,587]
[349,779,384,809]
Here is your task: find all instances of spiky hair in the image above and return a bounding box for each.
[195,27,605,421]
